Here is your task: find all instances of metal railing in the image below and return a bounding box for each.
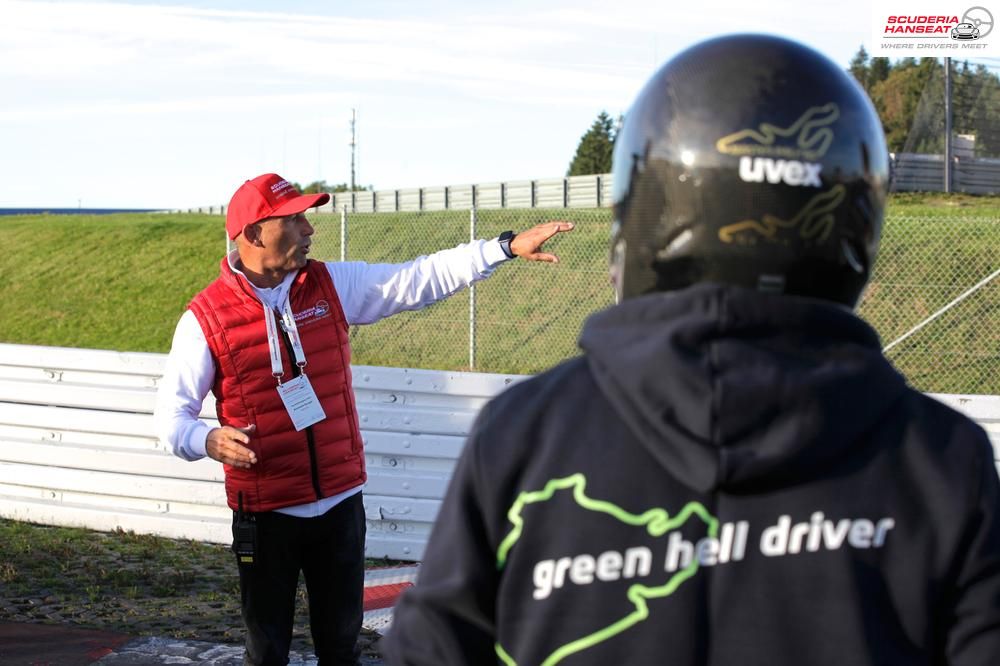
[181,159,1000,216]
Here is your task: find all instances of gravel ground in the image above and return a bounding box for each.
[0,519,383,662]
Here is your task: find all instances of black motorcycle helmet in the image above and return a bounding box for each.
[610,34,889,307]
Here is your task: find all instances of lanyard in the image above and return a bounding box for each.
[263,302,307,384]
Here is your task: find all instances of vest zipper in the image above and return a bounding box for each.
[275,308,324,501]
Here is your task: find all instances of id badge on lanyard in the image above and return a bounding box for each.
[264,303,326,431]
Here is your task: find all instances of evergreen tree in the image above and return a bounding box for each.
[848,46,870,91]
[567,111,616,176]
[949,63,1000,156]
[869,58,891,87]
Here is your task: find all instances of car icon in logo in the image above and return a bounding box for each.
[960,6,994,39]
[951,22,980,39]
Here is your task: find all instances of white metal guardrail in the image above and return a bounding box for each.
[0,343,525,561]
[925,393,1000,475]
[0,343,997,561]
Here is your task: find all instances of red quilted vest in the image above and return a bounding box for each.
[188,258,366,512]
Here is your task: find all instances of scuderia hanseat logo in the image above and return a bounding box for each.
[872,3,997,55]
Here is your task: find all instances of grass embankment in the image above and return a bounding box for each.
[0,214,220,352]
[0,193,998,391]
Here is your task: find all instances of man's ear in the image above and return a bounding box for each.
[242,223,263,247]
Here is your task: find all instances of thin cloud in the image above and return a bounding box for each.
[0,91,354,121]
[12,0,851,120]
[0,0,871,206]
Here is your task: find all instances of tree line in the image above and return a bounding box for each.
[291,181,373,195]
[849,48,1000,156]
[566,53,1000,175]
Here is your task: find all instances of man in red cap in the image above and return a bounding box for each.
[155,173,573,665]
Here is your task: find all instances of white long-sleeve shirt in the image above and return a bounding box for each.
[154,239,509,516]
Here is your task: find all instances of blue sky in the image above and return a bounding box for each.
[1,0,877,208]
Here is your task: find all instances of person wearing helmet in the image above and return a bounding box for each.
[382,34,1000,666]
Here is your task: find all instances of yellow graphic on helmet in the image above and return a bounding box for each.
[718,185,846,244]
[716,104,840,161]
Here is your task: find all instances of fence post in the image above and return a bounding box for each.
[340,206,348,262]
[944,57,953,193]
[469,206,477,370]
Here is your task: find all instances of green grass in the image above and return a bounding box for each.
[0,193,997,392]
[883,192,1000,217]
[0,518,244,641]
[0,518,390,651]
[0,213,221,352]
[0,519,234,602]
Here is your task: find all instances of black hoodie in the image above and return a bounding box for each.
[383,284,1000,666]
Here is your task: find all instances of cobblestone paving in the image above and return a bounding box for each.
[97,635,384,665]
[1,590,384,665]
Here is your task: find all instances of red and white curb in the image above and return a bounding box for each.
[362,565,419,633]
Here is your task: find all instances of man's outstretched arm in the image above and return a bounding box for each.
[330,221,574,325]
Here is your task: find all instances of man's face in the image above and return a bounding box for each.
[253,212,315,273]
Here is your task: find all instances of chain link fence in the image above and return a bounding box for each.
[308,209,1000,395]
[859,215,1000,395]
[309,209,611,376]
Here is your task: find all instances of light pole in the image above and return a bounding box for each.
[350,108,357,195]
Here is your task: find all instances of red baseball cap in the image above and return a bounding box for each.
[225,173,330,240]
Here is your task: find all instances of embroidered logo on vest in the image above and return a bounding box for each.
[294,300,332,326]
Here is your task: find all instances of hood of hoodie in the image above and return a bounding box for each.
[578,283,908,493]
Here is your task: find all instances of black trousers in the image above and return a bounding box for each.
[233,492,366,666]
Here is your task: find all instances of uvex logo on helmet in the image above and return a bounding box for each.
[717,104,839,188]
[738,158,822,187]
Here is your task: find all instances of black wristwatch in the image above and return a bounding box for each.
[498,230,517,259]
